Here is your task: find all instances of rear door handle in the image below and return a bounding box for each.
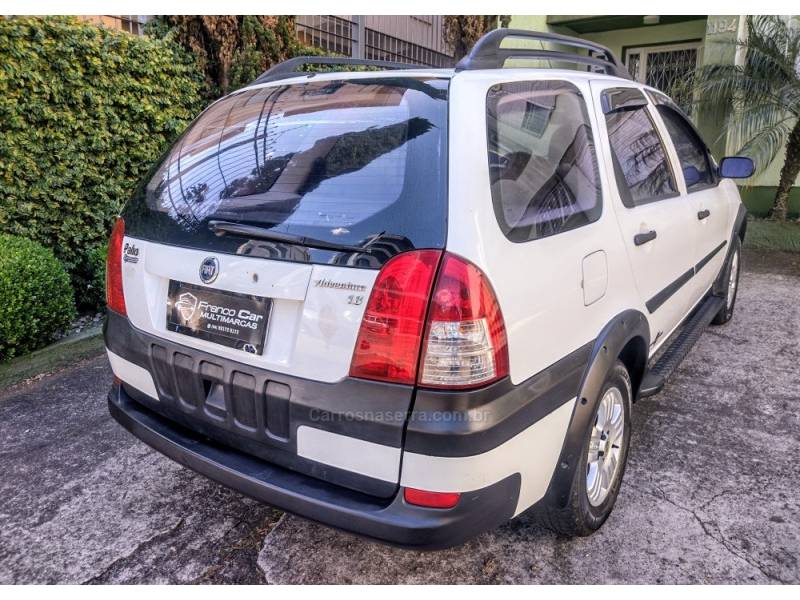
[697,209,711,220]
[634,230,657,246]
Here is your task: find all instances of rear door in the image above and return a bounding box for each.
[589,82,697,349]
[118,75,450,494]
[648,94,731,296]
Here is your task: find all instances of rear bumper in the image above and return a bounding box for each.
[109,382,521,549]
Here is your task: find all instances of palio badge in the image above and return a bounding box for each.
[123,242,139,264]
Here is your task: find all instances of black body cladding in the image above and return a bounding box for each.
[105,310,411,498]
[406,342,593,456]
[540,310,649,511]
[109,383,521,550]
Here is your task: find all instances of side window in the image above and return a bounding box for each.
[486,81,602,243]
[603,91,678,207]
[656,106,716,191]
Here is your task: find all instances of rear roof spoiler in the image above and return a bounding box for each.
[253,56,427,85]
[455,28,632,80]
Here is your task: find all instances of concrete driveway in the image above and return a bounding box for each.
[1,251,798,584]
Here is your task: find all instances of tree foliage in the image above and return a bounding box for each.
[146,16,304,99]
[0,16,204,303]
[691,15,800,220]
[443,15,511,61]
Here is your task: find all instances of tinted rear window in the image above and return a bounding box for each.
[123,77,449,267]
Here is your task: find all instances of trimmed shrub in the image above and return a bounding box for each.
[0,234,76,361]
[0,16,204,290]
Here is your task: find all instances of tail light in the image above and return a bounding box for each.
[419,253,508,389]
[106,217,127,315]
[349,250,442,385]
[404,487,461,509]
[350,250,508,389]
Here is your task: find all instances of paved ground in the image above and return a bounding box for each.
[1,251,798,584]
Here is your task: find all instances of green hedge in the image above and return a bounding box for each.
[84,243,108,310]
[0,234,76,361]
[0,16,204,305]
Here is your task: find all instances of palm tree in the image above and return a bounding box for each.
[691,15,800,221]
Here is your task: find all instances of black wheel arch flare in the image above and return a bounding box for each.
[539,309,650,511]
[713,203,748,297]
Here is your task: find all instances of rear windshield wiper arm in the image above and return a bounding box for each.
[208,220,376,254]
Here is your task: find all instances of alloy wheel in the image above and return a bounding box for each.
[727,250,739,310]
[586,386,625,507]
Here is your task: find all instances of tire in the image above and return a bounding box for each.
[535,361,633,537]
[711,237,742,325]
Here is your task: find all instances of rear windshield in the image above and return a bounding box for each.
[123,77,449,267]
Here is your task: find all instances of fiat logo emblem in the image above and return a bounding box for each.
[199,257,219,284]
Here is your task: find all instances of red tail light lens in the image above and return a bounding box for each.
[419,253,509,389]
[404,487,461,509]
[106,217,127,315]
[349,250,442,385]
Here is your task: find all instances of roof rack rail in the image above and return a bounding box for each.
[253,56,428,85]
[455,29,632,80]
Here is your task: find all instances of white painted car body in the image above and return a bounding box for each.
[107,64,744,542]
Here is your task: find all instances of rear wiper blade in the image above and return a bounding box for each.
[208,220,376,254]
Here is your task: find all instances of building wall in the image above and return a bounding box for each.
[507,16,562,35]
[297,15,454,67]
[363,15,451,56]
[79,15,148,35]
[700,15,798,215]
[578,20,708,62]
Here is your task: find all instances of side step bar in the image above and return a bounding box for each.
[639,295,725,398]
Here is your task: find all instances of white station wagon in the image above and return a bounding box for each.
[105,29,754,547]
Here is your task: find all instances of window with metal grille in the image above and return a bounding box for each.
[624,42,701,111]
[295,15,354,56]
[364,28,454,68]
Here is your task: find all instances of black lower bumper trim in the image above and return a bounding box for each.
[109,384,521,549]
[104,309,411,498]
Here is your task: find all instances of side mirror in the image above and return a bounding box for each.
[719,156,755,179]
[682,165,702,188]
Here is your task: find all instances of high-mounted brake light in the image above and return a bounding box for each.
[106,217,127,315]
[403,487,461,509]
[419,253,508,389]
[349,250,442,385]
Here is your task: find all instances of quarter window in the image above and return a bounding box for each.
[604,98,677,207]
[656,106,716,191]
[486,81,602,243]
